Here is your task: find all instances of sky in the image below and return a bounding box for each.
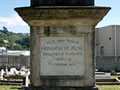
[0,0,120,33]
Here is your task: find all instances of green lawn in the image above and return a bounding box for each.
[111,75,120,79]
[98,85,120,90]
[0,85,22,90]
[0,85,120,90]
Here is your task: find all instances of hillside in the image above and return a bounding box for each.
[0,27,30,50]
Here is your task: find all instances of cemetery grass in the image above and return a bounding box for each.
[0,85,22,90]
[0,85,120,90]
[98,85,120,90]
[111,75,120,79]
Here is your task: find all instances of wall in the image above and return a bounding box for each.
[116,26,120,56]
[96,56,120,72]
[95,25,120,56]
[95,26,115,56]
[0,55,30,70]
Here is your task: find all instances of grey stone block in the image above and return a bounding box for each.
[25,86,100,90]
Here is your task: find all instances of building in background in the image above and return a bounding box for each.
[0,47,7,55]
[7,51,30,56]
[95,25,120,56]
[0,47,30,56]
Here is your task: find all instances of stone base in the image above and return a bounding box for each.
[25,86,100,90]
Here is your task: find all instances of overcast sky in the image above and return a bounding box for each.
[0,0,120,33]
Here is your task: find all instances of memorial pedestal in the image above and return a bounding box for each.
[25,86,100,90]
[15,6,110,90]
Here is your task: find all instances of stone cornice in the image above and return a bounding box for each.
[15,6,111,26]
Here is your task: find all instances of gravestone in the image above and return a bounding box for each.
[15,0,110,90]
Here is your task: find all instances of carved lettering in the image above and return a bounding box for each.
[40,37,85,76]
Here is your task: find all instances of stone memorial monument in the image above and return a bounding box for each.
[15,0,110,90]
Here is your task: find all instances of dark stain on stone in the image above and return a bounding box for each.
[44,26,51,36]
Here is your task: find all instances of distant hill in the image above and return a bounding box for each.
[0,27,30,50]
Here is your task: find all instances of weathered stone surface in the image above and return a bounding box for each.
[15,7,111,26]
[31,0,94,7]
[40,37,84,76]
[15,4,110,90]
[26,86,100,90]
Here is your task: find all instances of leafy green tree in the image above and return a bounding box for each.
[0,28,30,50]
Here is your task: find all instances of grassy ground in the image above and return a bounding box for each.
[98,85,120,90]
[0,85,22,90]
[0,85,120,90]
[111,75,120,79]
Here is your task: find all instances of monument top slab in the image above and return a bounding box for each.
[31,0,94,7]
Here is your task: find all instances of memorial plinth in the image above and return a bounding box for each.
[15,2,110,90]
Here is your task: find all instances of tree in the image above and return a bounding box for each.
[0,28,30,50]
[3,26,8,32]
